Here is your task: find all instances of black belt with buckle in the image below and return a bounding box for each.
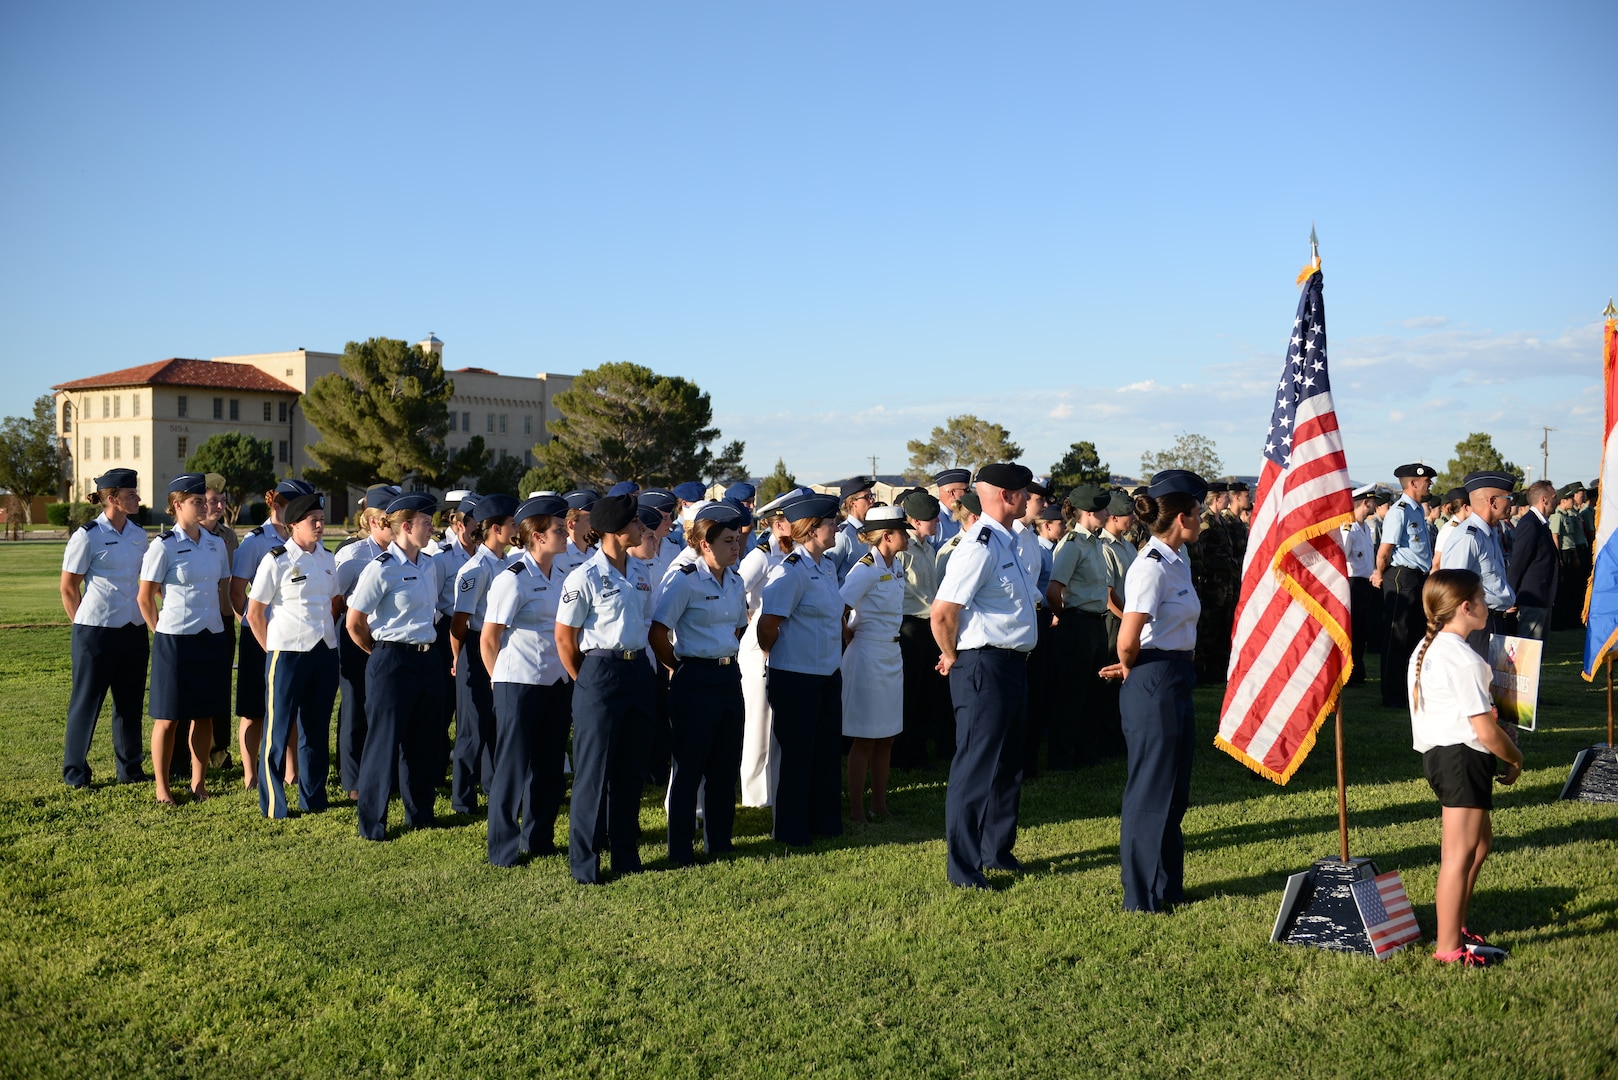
[376,640,432,652]
[677,656,736,666]
[585,648,644,661]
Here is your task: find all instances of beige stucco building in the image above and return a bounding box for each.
[53,336,575,514]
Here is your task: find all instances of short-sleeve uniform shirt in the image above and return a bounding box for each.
[1382,495,1434,572]
[348,542,446,645]
[934,517,1039,652]
[1446,517,1516,611]
[556,550,655,652]
[248,542,339,652]
[1123,537,1199,651]
[140,527,231,635]
[653,561,748,659]
[63,513,148,627]
[760,549,844,675]
[483,553,568,685]
[839,550,904,639]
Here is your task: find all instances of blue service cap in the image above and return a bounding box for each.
[1146,470,1208,500]
[275,478,316,497]
[563,489,600,511]
[385,492,437,514]
[932,468,971,487]
[364,484,401,509]
[724,482,755,502]
[92,468,138,490]
[471,494,519,522]
[455,493,482,515]
[636,505,664,530]
[515,495,568,524]
[785,493,840,522]
[638,489,677,513]
[168,472,207,496]
[1463,470,1517,494]
[673,481,707,502]
[755,485,813,517]
[839,476,875,501]
[718,496,752,520]
[695,503,747,529]
[606,481,640,498]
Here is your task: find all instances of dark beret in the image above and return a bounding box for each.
[1228,481,1249,493]
[785,494,840,522]
[284,493,324,525]
[1444,487,1468,505]
[900,490,941,522]
[471,494,519,523]
[1393,463,1437,479]
[92,468,138,490]
[1066,484,1109,512]
[1107,491,1135,517]
[1026,481,1052,499]
[168,472,207,496]
[975,463,1033,490]
[1036,504,1065,522]
[515,495,568,523]
[590,493,639,533]
[958,491,982,515]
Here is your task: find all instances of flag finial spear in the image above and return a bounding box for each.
[1309,223,1320,265]
[1604,297,1616,319]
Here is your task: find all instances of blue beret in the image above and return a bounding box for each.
[695,503,746,529]
[385,492,437,514]
[785,493,840,522]
[471,494,519,522]
[932,468,971,487]
[590,493,638,533]
[515,495,568,524]
[1463,470,1516,494]
[364,484,401,509]
[606,481,640,497]
[724,482,755,502]
[275,478,316,497]
[839,477,875,501]
[1146,470,1208,500]
[638,489,678,513]
[563,489,600,511]
[673,481,707,502]
[93,468,138,490]
[168,472,207,496]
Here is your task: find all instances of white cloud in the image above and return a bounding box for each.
[1397,316,1449,328]
[1048,402,1073,420]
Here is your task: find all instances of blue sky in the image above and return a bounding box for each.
[3,2,1613,487]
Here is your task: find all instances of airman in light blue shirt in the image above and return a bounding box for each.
[349,541,449,645]
[63,512,148,627]
[557,549,655,652]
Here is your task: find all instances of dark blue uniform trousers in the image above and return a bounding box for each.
[431,620,455,786]
[259,644,338,818]
[64,623,150,787]
[667,660,745,862]
[569,655,655,883]
[452,628,496,813]
[356,644,441,840]
[945,648,1027,886]
[1118,652,1195,912]
[488,680,573,867]
[766,668,844,847]
[336,625,370,791]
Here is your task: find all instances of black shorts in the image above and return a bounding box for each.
[1423,743,1496,810]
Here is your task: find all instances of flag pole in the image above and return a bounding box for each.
[1334,703,1349,863]
[1607,656,1613,748]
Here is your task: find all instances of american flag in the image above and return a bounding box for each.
[1350,871,1422,958]
[1215,268,1354,783]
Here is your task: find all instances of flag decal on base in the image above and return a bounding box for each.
[1350,871,1421,959]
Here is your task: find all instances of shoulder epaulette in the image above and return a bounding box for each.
[785,553,801,564]
[680,563,698,575]
[270,544,287,557]
[1146,549,1164,562]
[79,520,97,532]
[157,530,174,540]
[755,535,770,551]
[249,525,266,537]
[505,561,523,575]
[375,552,393,564]
[976,526,992,545]
[1063,531,1078,544]
[858,552,875,566]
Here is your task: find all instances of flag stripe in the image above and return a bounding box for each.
[1583,316,1618,679]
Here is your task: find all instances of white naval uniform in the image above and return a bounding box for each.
[736,533,787,806]
[838,547,904,739]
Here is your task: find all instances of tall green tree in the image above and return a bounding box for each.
[905,415,1023,482]
[536,362,723,490]
[480,455,528,499]
[1434,432,1524,493]
[0,395,61,524]
[707,439,748,486]
[300,337,459,491]
[756,458,797,504]
[1141,432,1223,482]
[1048,440,1111,493]
[186,432,275,525]
[519,461,574,499]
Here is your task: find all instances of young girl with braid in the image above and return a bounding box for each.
[1409,568,1524,966]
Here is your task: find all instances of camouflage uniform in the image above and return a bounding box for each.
[1191,494,1237,684]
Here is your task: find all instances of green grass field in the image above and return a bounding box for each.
[1,541,1614,1077]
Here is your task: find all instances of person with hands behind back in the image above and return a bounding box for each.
[1409,568,1523,967]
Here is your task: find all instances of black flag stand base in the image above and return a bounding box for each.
[1560,745,1618,803]
[1271,858,1382,954]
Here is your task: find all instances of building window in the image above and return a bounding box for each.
[278,440,288,463]
[177,436,188,459]
[62,402,72,433]
[486,413,495,434]
[447,412,456,432]
[278,402,288,422]
[101,396,108,418]
[113,395,121,418]
[132,395,141,418]
[229,399,239,421]
[84,437,91,460]
[498,448,507,462]
[523,415,532,436]
[213,398,223,420]
[263,402,272,422]
[103,436,110,458]
[178,395,188,418]
[462,411,470,431]
[498,414,507,435]
[113,436,120,458]
[133,436,141,459]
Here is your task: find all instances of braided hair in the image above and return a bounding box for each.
[1411,568,1483,712]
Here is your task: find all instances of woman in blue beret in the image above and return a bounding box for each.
[138,473,233,805]
[1100,470,1205,913]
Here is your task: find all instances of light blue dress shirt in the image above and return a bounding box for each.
[1381,495,1434,572]
[62,513,148,627]
[1446,517,1516,610]
[453,545,506,632]
[653,561,748,659]
[760,548,844,675]
[556,549,655,652]
[934,517,1039,652]
[140,526,230,636]
[1123,537,1200,651]
[483,553,568,685]
[348,541,448,645]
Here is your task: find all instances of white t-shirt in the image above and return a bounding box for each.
[1408,632,1493,754]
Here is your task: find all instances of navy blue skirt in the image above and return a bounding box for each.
[150,630,232,721]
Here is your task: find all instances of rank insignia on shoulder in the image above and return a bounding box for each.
[79,521,97,532]
[506,562,523,574]
[250,526,265,537]
[976,528,991,545]
[858,553,875,566]
[459,577,476,592]
[1146,549,1164,562]
[680,564,697,575]
[375,552,393,563]
[270,545,287,557]
[785,553,801,564]
[562,589,581,602]
[157,530,174,540]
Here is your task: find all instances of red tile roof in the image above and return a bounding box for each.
[452,366,501,375]
[53,359,300,394]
